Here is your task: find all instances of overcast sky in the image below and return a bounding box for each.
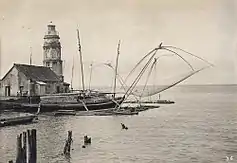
[0,0,236,88]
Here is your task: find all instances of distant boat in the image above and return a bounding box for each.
[94,110,139,116]
[156,99,174,104]
[155,94,174,104]
[0,104,40,127]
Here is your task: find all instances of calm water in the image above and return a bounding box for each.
[0,85,236,163]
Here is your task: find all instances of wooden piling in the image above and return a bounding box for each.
[27,129,37,163]
[31,129,37,163]
[11,129,37,163]
[63,130,73,155]
[16,134,22,163]
[27,129,32,162]
[22,132,27,163]
[84,135,87,144]
[84,135,91,145]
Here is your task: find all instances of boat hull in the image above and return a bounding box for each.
[0,115,36,127]
[20,97,124,113]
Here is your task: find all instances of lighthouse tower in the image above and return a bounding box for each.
[43,22,64,81]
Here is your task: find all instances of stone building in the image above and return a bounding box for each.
[0,23,70,96]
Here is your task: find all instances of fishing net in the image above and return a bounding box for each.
[122,45,213,100]
[131,68,205,97]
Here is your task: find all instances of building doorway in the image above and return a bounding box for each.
[5,86,10,96]
[56,86,60,93]
[19,86,24,96]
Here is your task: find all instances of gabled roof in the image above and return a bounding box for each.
[1,63,61,82]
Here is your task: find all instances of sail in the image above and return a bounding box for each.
[131,67,208,97]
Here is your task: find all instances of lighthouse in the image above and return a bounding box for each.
[43,22,64,81]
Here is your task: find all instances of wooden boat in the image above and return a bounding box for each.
[0,115,37,127]
[0,104,40,127]
[21,96,124,112]
[53,110,76,116]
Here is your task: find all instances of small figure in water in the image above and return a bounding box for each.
[121,123,128,130]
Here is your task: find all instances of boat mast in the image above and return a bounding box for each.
[89,62,93,90]
[0,37,1,79]
[30,46,32,65]
[71,55,75,90]
[113,40,120,98]
[76,29,85,92]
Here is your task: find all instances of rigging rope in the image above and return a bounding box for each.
[123,49,159,101]
[161,47,195,71]
[163,46,214,67]
[140,58,157,98]
[124,48,159,83]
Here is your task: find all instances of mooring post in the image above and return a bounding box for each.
[31,129,37,163]
[22,131,27,163]
[84,135,91,145]
[27,129,32,163]
[16,134,23,163]
[63,130,73,155]
[84,135,88,145]
[12,129,37,163]
[16,135,19,163]
[20,133,23,162]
